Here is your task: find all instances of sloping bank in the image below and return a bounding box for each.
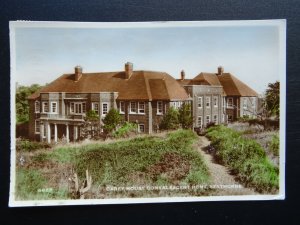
[206,125,279,193]
[48,129,210,198]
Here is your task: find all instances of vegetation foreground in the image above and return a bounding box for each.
[206,125,279,193]
[16,130,210,200]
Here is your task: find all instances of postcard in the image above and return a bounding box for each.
[9,20,286,206]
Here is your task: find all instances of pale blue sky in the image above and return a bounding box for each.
[14,22,282,94]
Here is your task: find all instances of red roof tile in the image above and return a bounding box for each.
[28,70,189,101]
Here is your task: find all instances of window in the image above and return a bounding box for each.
[206,97,210,108]
[102,103,109,116]
[213,115,217,123]
[252,97,256,108]
[157,101,163,114]
[35,120,40,133]
[70,102,86,114]
[138,124,145,133]
[51,102,58,113]
[35,101,40,113]
[198,97,202,108]
[214,97,218,107]
[130,102,137,114]
[42,102,49,113]
[206,115,210,124]
[228,115,233,122]
[82,103,86,113]
[119,101,125,114]
[243,99,247,109]
[138,102,145,114]
[227,98,233,108]
[197,116,202,128]
[92,102,99,114]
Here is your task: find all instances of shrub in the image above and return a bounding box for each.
[16,139,52,152]
[159,107,180,130]
[112,122,137,138]
[206,125,279,193]
[269,134,279,156]
[102,108,122,134]
[71,130,209,187]
[178,103,193,129]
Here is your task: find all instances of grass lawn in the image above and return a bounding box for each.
[15,129,210,200]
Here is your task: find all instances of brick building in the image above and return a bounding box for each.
[27,63,258,143]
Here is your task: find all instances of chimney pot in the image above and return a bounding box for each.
[125,62,133,79]
[181,70,185,80]
[74,66,82,81]
[217,66,224,75]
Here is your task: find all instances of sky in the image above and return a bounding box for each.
[13,21,284,94]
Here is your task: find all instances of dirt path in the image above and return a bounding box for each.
[196,136,257,196]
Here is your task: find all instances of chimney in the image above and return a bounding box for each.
[125,62,133,79]
[181,70,185,80]
[74,66,82,81]
[217,66,224,75]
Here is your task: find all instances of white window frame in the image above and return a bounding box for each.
[214,96,218,107]
[198,97,202,108]
[50,101,58,114]
[157,101,163,115]
[129,102,137,114]
[102,102,109,116]
[138,124,145,133]
[213,115,218,123]
[227,97,233,108]
[70,102,86,115]
[119,101,125,114]
[206,115,210,124]
[138,102,145,114]
[92,102,99,114]
[42,102,49,113]
[206,97,210,108]
[35,120,40,134]
[35,101,40,113]
[197,116,202,128]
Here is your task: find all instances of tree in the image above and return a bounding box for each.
[159,107,179,130]
[102,108,122,135]
[16,84,42,123]
[80,110,101,139]
[264,81,280,118]
[178,103,193,129]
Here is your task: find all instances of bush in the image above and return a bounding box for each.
[269,134,279,156]
[112,122,137,138]
[62,130,209,187]
[159,107,180,130]
[102,108,122,134]
[16,139,52,152]
[206,125,279,193]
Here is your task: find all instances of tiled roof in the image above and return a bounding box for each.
[183,72,258,97]
[193,73,222,86]
[217,73,258,96]
[28,70,189,101]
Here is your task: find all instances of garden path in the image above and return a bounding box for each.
[196,136,258,196]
